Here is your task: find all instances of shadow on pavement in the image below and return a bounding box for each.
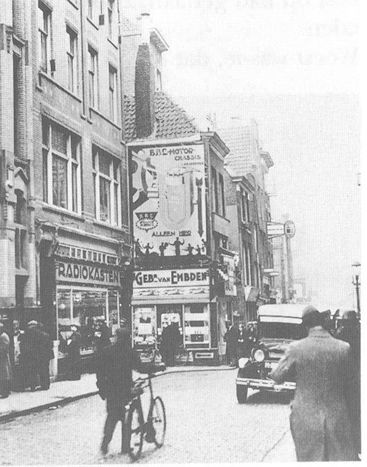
[246,390,292,405]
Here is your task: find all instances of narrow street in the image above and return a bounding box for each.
[0,370,296,464]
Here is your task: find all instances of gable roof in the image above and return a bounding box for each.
[123,91,199,142]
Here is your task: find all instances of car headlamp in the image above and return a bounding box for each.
[238,357,249,369]
[253,348,265,362]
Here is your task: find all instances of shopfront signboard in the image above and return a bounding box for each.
[56,260,121,287]
[133,268,210,301]
[130,143,207,259]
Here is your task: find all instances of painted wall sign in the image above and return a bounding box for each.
[56,261,121,287]
[130,143,207,259]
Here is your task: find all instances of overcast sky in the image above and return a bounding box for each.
[122,0,361,309]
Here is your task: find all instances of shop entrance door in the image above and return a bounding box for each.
[157,304,183,346]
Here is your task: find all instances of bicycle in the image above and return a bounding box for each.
[125,372,167,461]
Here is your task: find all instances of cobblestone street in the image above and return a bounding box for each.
[0,370,296,464]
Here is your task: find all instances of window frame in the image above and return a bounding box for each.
[38,2,51,73]
[92,147,121,226]
[211,166,218,214]
[66,26,78,94]
[107,0,114,39]
[88,45,98,109]
[42,120,81,213]
[218,172,225,217]
[108,64,118,122]
[87,0,93,20]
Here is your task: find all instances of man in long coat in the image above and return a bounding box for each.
[96,327,137,456]
[335,309,361,455]
[0,323,12,398]
[270,305,358,462]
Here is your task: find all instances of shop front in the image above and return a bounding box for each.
[54,243,124,372]
[132,268,219,364]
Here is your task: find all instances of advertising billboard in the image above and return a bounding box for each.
[131,143,206,259]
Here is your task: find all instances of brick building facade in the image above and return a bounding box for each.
[0,0,131,376]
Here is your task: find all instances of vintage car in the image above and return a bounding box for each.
[236,304,308,403]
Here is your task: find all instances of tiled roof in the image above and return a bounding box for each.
[123,91,199,142]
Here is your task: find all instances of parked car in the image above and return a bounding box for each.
[236,304,308,403]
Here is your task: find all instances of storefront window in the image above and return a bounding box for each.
[133,306,156,347]
[184,304,210,347]
[157,304,183,338]
[57,287,119,357]
[108,290,120,335]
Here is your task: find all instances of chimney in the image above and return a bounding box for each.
[135,13,155,138]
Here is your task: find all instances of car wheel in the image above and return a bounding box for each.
[236,384,248,404]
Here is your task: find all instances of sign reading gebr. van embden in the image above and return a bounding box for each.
[134,269,209,288]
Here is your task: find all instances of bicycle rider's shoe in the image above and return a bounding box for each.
[145,424,156,443]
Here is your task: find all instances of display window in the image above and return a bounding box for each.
[184,304,210,347]
[157,304,183,342]
[56,286,120,357]
[133,306,156,347]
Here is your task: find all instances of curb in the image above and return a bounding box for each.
[0,391,98,424]
[0,366,236,423]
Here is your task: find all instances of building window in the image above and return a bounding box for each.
[241,188,250,222]
[109,65,117,121]
[38,2,51,73]
[211,167,218,214]
[219,173,225,217]
[243,244,252,286]
[87,0,93,20]
[156,69,162,91]
[42,119,81,212]
[107,0,114,39]
[92,147,121,226]
[66,26,78,93]
[15,191,27,270]
[88,46,98,109]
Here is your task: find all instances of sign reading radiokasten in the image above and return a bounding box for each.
[131,144,207,258]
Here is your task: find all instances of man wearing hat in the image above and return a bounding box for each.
[96,327,139,456]
[270,305,358,461]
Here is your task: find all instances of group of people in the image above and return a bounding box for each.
[224,321,257,367]
[270,306,361,461]
[0,320,54,398]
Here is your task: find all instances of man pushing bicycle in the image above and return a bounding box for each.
[96,327,140,456]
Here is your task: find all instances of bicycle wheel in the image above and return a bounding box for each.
[127,401,144,460]
[151,396,166,448]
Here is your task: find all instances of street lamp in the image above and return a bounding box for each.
[352,262,361,318]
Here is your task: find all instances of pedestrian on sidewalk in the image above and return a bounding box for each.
[21,321,40,391]
[0,322,12,398]
[66,325,81,380]
[224,322,239,367]
[96,327,138,456]
[270,305,358,462]
[37,323,53,390]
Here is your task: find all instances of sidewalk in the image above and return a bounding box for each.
[262,429,297,462]
[0,365,234,423]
